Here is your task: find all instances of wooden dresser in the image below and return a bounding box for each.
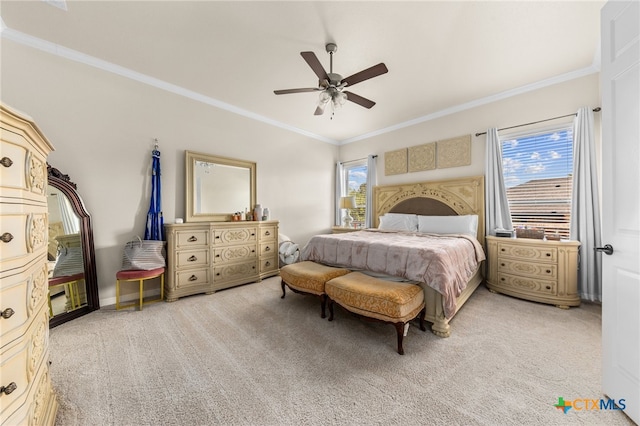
[1,104,58,425]
[485,236,581,308]
[164,221,279,301]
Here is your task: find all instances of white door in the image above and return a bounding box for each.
[601,0,640,423]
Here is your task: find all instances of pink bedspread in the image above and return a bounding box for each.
[300,229,485,318]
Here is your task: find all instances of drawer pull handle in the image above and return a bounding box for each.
[265,231,271,236]
[546,269,551,274]
[188,236,198,242]
[1,382,17,395]
[216,273,220,276]
[0,157,13,168]
[501,248,505,252]
[1,308,15,319]
[215,236,220,239]
[546,286,551,290]
[546,253,551,257]
[188,275,197,282]
[188,255,197,262]
[265,246,271,252]
[500,263,505,267]
[1,233,14,243]
[265,261,271,267]
[251,249,255,253]
[251,233,256,237]
[216,254,220,258]
[501,278,505,281]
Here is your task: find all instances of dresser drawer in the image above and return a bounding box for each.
[175,268,211,289]
[497,243,557,262]
[213,261,257,283]
[212,245,257,264]
[213,227,257,245]
[175,249,209,269]
[0,275,30,345]
[0,306,49,420]
[175,229,209,248]
[260,241,276,257]
[1,262,48,344]
[260,256,278,274]
[497,273,557,296]
[259,225,277,241]
[0,130,48,202]
[0,212,48,271]
[498,258,557,279]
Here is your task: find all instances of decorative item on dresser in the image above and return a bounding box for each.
[164,220,279,301]
[485,236,581,308]
[1,104,58,425]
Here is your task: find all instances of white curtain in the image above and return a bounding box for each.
[335,162,345,226]
[365,155,378,228]
[570,107,602,302]
[485,128,513,236]
[57,194,79,234]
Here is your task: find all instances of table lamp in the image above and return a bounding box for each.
[340,196,357,228]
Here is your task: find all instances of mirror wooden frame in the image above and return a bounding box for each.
[47,165,100,328]
[185,151,256,222]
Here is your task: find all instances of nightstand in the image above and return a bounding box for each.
[331,226,360,234]
[485,236,581,308]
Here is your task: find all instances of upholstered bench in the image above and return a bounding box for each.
[326,272,426,355]
[280,261,351,318]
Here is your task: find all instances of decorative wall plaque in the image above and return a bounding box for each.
[437,135,471,169]
[408,142,436,172]
[385,148,408,175]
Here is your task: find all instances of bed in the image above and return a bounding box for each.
[301,175,485,337]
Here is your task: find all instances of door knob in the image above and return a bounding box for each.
[595,244,614,255]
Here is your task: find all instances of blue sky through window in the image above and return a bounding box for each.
[346,164,367,192]
[501,128,573,188]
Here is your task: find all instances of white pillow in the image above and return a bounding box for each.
[417,215,478,237]
[378,213,418,232]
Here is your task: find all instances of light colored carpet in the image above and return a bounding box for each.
[50,277,634,426]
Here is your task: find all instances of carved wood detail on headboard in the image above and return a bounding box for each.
[373,176,485,246]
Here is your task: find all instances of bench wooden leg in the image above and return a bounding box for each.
[280,279,286,299]
[394,322,406,355]
[419,308,426,331]
[327,298,335,321]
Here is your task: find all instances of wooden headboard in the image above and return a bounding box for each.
[373,176,485,247]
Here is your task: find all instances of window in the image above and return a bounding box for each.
[501,125,574,238]
[342,160,368,228]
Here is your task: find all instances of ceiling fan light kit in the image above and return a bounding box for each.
[274,43,388,117]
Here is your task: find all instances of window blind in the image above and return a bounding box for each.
[501,127,574,238]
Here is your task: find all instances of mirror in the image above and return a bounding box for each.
[47,165,100,327]
[185,151,256,222]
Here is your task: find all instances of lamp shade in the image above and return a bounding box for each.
[340,196,357,209]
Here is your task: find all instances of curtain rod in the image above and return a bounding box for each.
[340,155,377,165]
[475,107,601,137]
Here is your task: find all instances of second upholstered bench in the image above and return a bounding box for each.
[326,272,426,355]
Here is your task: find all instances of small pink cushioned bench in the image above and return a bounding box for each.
[326,272,426,355]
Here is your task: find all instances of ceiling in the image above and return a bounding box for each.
[0,1,605,144]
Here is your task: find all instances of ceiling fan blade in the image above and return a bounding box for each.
[314,105,325,116]
[342,63,388,87]
[301,51,329,81]
[344,91,376,109]
[274,88,319,95]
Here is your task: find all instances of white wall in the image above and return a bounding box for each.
[338,74,601,189]
[2,39,601,307]
[1,40,338,305]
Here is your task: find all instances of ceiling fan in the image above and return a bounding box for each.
[274,43,388,116]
